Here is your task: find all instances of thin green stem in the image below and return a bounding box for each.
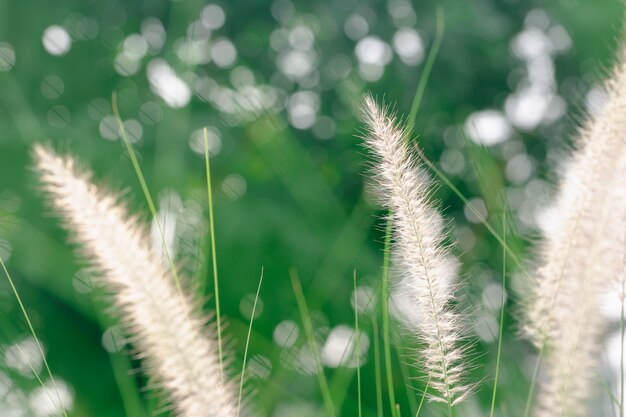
[15,343,59,415]
[594,368,621,411]
[237,267,264,417]
[619,228,626,417]
[0,258,68,417]
[291,270,336,417]
[111,93,183,296]
[203,127,224,378]
[407,6,445,132]
[619,294,625,416]
[381,219,399,417]
[373,319,384,417]
[93,304,145,417]
[489,210,507,417]
[108,349,146,417]
[0,71,41,143]
[414,146,527,277]
[415,378,430,417]
[354,270,363,417]
[398,353,418,416]
[523,350,543,417]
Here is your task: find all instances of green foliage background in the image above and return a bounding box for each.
[0,0,624,416]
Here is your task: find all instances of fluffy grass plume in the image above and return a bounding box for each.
[33,145,237,417]
[524,54,626,347]
[526,51,626,417]
[362,96,469,406]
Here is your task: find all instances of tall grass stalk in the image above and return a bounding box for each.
[377,14,446,402]
[204,126,224,377]
[363,97,469,409]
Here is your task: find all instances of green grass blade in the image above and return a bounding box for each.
[237,267,264,417]
[373,319,384,417]
[354,270,363,417]
[619,234,626,417]
[108,348,146,417]
[522,351,543,417]
[0,72,41,143]
[619,292,625,416]
[381,219,399,417]
[413,146,527,276]
[489,210,507,417]
[111,93,184,297]
[407,6,445,131]
[92,303,145,417]
[0,258,69,417]
[415,377,430,417]
[203,127,224,377]
[290,270,336,416]
[398,352,418,416]
[595,368,621,411]
[14,342,60,415]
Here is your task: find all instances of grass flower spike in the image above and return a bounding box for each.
[524,56,626,348]
[33,145,237,417]
[362,96,469,406]
[525,52,626,417]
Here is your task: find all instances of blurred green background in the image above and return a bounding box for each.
[0,0,624,416]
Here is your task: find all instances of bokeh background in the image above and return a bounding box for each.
[0,0,625,416]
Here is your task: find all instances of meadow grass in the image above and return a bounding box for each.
[109,7,510,416]
[4,9,626,417]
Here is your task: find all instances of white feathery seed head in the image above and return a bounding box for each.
[534,152,626,417]
[361,95,470,405]
[33,145,238,417]
[524,55,626,349]
[526,51,626,417]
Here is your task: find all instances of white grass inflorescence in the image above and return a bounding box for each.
[362,95,469,406]
[33,145,237,417]
[526,52,626,417]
